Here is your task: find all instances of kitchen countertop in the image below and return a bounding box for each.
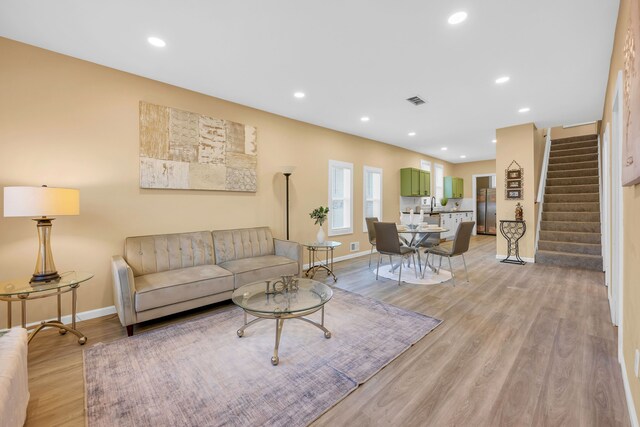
[402,210,473,214]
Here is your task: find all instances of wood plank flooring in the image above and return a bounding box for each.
[23,235,630,426]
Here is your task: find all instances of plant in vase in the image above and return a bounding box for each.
[310,206,330,243]
[440,197,448,208]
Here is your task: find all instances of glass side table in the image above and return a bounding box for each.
[499,220,526,265]
[0,271,94,345]
[302,241,342,282]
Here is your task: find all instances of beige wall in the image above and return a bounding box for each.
[451,159,496,197]
[601,0,640,417]
[549,122,599,140]
[0,37,456,326]
[495,123,542,259]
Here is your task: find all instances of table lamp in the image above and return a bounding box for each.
[4,185,80,283]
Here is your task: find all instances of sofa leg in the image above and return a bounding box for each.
[126,325,134,337]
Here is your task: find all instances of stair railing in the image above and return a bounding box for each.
[534,128,552,253]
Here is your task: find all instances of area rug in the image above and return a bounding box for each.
[371,260,452,285]
[84,288,441,427]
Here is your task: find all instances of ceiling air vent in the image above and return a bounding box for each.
[406,96,426,106]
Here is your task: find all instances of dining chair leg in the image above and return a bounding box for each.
[448,256,455,286]
[369,245,374,267]
[462,253,469,282]
[412,254,418,278]
[389,255,395,272]
[376,253,381,279]
[398,257,403,285]
[438,255,443,273]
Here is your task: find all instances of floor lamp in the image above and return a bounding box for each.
[4,185,80,283]
[281,166,295,240]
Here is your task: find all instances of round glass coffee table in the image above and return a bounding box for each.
[231,277,333,365]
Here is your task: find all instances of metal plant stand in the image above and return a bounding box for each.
[499,220,526,265]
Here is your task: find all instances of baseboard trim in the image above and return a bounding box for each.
[621,355,640,427]
[495,254,535,263]
[1,306,117,332]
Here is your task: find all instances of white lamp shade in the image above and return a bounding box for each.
[4,186,80,217]
[281,166,296,174]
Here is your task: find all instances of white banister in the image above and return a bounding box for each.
[534,128,552,253]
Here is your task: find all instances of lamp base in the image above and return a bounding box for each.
[30,271,61,284]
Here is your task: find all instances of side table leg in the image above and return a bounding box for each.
[272,318,285,366]
[6,301,11,329]
[20,298,26,328]
[57,292,67,335]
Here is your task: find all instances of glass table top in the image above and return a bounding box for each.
[0,271,94,296]
[302,241,342,248]
[232,278,333,315]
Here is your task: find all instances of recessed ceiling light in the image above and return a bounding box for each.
[361,116,370,122]
[492,139,497,143]
[441,147,448,151]
[448,11,468,25]
[293,92,305,99]
[460,155,467,159]
[518,107,530,113]
[495,76,510,84]
[408,132,416,136]
[147,37,166,47]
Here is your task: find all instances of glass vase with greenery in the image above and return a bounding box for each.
[309,206,329,226]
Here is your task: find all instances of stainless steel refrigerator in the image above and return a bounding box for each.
[477,188,497,235]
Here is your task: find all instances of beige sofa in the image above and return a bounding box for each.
[111,227,301,336]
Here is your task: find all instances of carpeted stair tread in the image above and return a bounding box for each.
[549,146,598,158]
[535,250,602,271]
[539,230,601,244]
[548,153,598,164]
[542,211,600,222]
[538,240,601,255]
[550,140,598,152]
[546,176,599,186]
[548,160,598,171]
[547,168,599,179]
[543,202,599,212]
[540,221,601,233]
[551,134,598,144]
[545,184,599,194]
[544,193,599,203]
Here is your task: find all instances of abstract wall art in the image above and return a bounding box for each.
[623,0,640,185]
[139,101,257,191]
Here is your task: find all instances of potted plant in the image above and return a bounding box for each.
[440,197,448,208]
[310,206,330,243]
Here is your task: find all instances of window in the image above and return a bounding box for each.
[363,166,383,231]
[420,160,431,195]
[328,160,353,236]
[435,163,444,204]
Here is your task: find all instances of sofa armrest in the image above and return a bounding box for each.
[274,238,303,276]
[111,255,137,327]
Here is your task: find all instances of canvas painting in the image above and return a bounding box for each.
[139,101,257,191]
[623,0,640,186]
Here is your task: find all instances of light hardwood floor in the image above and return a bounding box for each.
[24,235,630,426]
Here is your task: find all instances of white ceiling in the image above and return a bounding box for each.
[0,1,619,163]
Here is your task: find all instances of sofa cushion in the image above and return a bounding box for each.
[212,227,274,264]
[125,231,215,277]
[135,265,233,312]
[218,255,298,288]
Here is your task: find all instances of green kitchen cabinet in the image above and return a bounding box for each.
[401,168,430,196]
[444,176,464,198]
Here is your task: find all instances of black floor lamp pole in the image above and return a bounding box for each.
[284,172,291,240]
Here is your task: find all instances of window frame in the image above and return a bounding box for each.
[434,163,444,205]
[328,159,354,236]
[362,165,383,232]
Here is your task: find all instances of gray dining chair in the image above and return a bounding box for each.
[365,217,379,267]
[418,215,441,271]
[425,221,475,285]
[374,222,418,285]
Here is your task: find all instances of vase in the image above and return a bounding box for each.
[316,226,325,243]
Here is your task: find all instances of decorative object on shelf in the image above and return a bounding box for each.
[623,0,640,185]
[440,197,448,207]
[3,186,80,283]
[281,166,295,240]
[264,275,299,294]
[515,202,523,221]
[505,160,524,200]
[139,101,258,191]
[454,202,460,211]
[310,206,329,243]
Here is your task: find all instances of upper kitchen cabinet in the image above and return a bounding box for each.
[400,168,430,197]
[444,176,464,198]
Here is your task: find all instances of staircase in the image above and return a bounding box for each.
[535,134,603,271]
